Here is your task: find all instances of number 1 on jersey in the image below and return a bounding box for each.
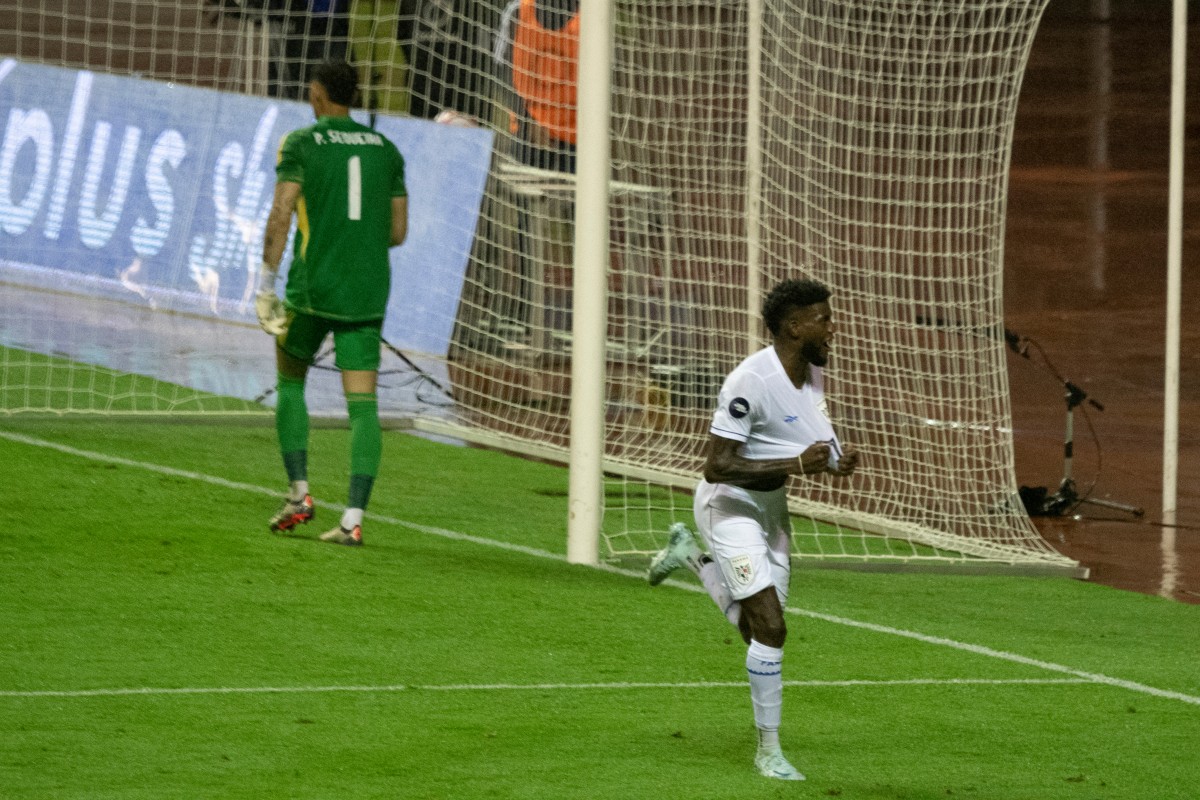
[347,155,361,221]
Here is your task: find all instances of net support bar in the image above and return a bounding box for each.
[1162,0,1186,523]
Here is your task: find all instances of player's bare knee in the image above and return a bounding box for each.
[760,619,787,648]
[747,615,786,648]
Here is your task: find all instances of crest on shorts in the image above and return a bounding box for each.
[729,554,754,587]
[729,397,750,419]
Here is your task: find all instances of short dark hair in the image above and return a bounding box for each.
[762,278,832,335]
[312,60,358,107]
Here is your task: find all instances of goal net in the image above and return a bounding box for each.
[0,0,1081,573]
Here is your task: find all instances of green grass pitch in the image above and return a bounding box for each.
[1,409,1198,799]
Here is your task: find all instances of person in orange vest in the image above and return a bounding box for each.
[497,0,578,173]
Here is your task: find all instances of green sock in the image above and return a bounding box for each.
[346,392,381,510]
[348,475,375,514]
[276,374,309,482]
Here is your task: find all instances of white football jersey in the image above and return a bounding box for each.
[709,346,841,466]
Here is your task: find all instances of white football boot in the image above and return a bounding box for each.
[647,522,704,586]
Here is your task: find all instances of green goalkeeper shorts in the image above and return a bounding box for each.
[280,311,384,372]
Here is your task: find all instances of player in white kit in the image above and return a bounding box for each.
[648,278,860,781]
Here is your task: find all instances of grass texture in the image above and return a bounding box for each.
[1,416,1198,800]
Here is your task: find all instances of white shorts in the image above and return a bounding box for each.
[693,479,792,604]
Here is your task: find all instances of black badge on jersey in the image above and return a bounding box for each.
[729,397,750,419]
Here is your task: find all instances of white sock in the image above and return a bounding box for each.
[288,480,309,502]
[757,727,781,752]
[699,560,741,626]
[746,639,784,734]
[340,507,364,529]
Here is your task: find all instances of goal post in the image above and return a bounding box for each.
[0,0,1084,575]
[566,0,614,567]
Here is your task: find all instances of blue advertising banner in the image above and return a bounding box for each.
[0,58,493,357]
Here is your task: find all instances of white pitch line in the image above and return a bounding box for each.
[787,609,1200,707]
[0,678,1093,699]
[3,428,1199,708]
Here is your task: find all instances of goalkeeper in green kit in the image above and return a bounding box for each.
[255,60,408,546]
